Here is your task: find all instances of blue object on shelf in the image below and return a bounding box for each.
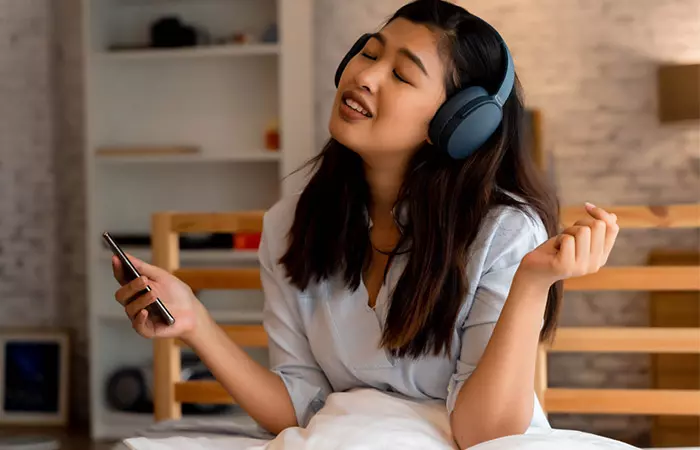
[261,23,278,43]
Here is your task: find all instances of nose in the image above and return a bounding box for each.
[353,61,385,95]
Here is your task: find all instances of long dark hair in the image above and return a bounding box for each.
[280,0,561,358]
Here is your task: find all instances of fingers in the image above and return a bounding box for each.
[556,234,576,270]
[114,275,150,306]
[560,225,590,270]
[584,203,619,264]
[125,289,159,321]
[125,253,167,281]
[112,256,126,285]
[132,310,154,338]
[585,202,614,222]
[574,217,606,269]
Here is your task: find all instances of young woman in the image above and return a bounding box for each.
[112,1,619,447]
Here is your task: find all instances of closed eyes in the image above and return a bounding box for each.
[360,52,409,84]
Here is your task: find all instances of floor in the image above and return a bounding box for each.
[0,427,116,449]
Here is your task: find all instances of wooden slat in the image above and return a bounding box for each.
[169,211,264,234]
[175,381,234,405]
[96,146,199,157]
[545,389,700,415]
[561,204,700,229]
[177,325,268,348]
[153,339,182,421]
[535,344,548,409]
[551,328,700,354]
[174,268,261,290]
[222,324,268,347]
[564,266,700,291]
[152,213,182,422]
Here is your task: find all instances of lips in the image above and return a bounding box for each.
[341,90,374,118]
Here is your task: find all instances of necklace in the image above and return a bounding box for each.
[371,242,394,256]
[370,239,411,256]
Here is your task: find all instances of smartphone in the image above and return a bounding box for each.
[102,231,176,326]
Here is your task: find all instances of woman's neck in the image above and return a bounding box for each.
[365,162,404,229]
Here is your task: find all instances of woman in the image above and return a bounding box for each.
[112,1,619,448]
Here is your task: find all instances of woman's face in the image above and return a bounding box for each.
[329,19,447,163]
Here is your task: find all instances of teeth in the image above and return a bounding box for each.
[344,98,370,117]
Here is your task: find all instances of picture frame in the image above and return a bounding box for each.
[0,329,69,426]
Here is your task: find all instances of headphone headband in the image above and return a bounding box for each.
[474,17,514,107]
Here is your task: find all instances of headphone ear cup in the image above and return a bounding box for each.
[429,86,503,159]
[335,34,372,88]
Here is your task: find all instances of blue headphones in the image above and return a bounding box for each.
[334,20,515,160]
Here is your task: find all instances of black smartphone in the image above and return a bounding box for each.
[102,231,176,326]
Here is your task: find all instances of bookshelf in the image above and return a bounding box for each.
[82,0,314,440]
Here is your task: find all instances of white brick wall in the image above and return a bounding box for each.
[0,0,56,326]
[0,0,89,424]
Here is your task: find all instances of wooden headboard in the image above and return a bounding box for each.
[535,204,700,416]
[150,204,700,422]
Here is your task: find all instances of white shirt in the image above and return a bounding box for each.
[260,193,551,429]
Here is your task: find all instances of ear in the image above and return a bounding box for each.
[425,121,435,145]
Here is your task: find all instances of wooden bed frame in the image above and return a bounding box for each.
[150,204,700,423]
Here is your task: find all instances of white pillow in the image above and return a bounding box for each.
[469,428,640,450]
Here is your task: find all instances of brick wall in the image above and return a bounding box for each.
[0,0,88,424]
[0,0,56,326]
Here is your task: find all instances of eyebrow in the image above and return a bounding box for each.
[370,32,429,77]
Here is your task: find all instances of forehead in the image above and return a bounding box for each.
[379,18,446,73]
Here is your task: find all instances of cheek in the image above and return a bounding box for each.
[376,92,436,138]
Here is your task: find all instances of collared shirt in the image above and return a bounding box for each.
[260,193,551,429]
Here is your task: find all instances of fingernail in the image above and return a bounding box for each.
[585,202,596,210]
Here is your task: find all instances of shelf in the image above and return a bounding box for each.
[95,151,281,164]
[99,247,259,264]
[87,0,314,441]
[97,410,153,441]
[97,43,280,60]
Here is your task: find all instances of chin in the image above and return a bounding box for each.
[328,112,362,151]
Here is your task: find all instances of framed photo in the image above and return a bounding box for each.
[0,329,69,426]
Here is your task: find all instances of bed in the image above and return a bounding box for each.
[116,203,700,450]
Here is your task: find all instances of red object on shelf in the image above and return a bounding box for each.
[265,129,280,151]
[264,119,280,151]
[234,232,261,250]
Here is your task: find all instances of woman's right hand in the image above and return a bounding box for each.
[112,254,209,341]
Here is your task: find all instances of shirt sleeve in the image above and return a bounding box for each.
[259,216,333,428]
[445,209,547,416]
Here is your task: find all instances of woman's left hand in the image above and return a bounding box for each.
[518,203,620,290]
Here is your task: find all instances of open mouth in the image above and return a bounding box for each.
[341,91,373,118]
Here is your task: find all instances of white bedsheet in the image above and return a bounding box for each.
[123,388,644,450]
